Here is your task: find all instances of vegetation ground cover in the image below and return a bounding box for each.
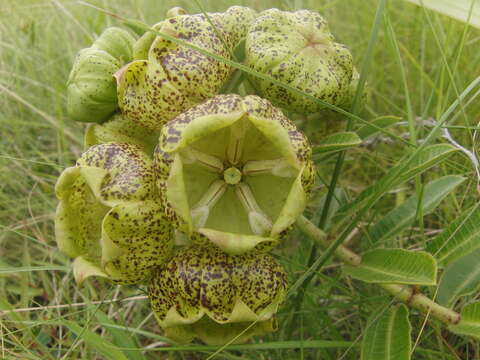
[1,0,480,359]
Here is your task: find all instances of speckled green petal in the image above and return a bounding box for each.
[148,245,287,344]
[118,7,255,130]
[160,94,244,152]
[77,143,156,206]
[55,166,108,259]
[84,114,159,155]
[338,68,369,110]
[67,27,136,123]
[100,200,173,284]
[55,142,172,285]
[243,95,310,168]
[245,9,353,113]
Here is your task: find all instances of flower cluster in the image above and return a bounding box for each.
[57,6,359,344]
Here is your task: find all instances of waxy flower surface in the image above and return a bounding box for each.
[245,9,354,113]
[117,6,256,130]
[67,27,136,123]
[55,143,173,284]
[149,245,288,345]
[155,94,314,254]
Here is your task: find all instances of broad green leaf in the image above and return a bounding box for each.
[356,116,401,140]
[405,0,480,29]
[449,302,480,339]
[367,176,465,244]
[361,304,411,360]
[437,249,480,306]
[62,320,129,360]
[333,144,458,227]
[312,132,362,155]
[94,310,146,360]
[344,249,437,285]
[427,204,480,265]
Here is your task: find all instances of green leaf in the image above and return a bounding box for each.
[62,320,129,360]
[361,304,411,360]
[345,249,437,285]
[356,116,401,140]
[312,132,362,155]
[333,144,458,227]
[94,310,147,360]
[427,204,480,265]
[437,249,480,306]
[449,302,480,339]
[405,0,480,29]
[367,176,465,244]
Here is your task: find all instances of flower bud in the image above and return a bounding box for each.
[149,245,288,345]
[67,27,136,123]
[117,6,256,130]
[155,94,314,254]
[55,143,173,284]
[245,9,354,114]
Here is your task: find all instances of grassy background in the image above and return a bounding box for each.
[1,0,480,359]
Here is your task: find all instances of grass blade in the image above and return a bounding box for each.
[62,320,129,360]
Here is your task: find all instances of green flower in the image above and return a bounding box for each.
[245,9,354,114]
[149,245,288,345]
[116,6,256,130]
[67,27,136,123]
[55,143,173,284]
[84,114,159,155]
[155,94,314,255]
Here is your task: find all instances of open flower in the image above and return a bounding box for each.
[116,6,256,130]
[67,27,136,123]
[149,245,288,345]
[55,143,173,284]
[155,94,314,254]
[245,9,354,114]
[84,114,159,156]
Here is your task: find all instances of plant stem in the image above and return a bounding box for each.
[295,215,460,326]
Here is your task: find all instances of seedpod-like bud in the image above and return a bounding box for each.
[117,6,257,130]
[148,245,288,345]
[245,9,354,114]
[67,27,136,123]
[155,94,314,255]
[55,143,173,284]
